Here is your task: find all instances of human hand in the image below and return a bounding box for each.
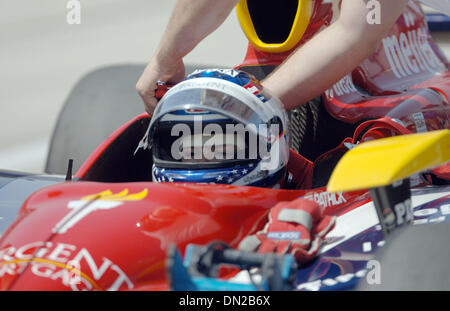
[136,57,185,115]
[238,198,336,264]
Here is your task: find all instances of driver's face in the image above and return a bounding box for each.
[179,133,245,162]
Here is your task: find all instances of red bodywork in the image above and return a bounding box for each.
[0,1,449,290]
[239,1,450,133]
[0,177,369,291]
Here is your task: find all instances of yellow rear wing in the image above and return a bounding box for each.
[327,130,450,193]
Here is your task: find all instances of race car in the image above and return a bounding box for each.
[0,0,449,291]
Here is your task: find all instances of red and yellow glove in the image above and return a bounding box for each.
[238,198,336,264]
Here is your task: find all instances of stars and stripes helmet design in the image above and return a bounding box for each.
[142,69,290,188]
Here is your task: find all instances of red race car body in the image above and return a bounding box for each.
[0,0,449,291]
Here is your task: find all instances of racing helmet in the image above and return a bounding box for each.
[142,69,290,188]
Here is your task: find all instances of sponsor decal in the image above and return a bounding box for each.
[267,231,301,240]
[190,69,240,78]
[244,81,269,102]
[413,203,450,225]
[297,268,369,291]
[304,191,347,208]
[297,259,382,291]
[412,112,427,133]
[382,25,445,79]
[0,241,133,291]
[325,74,358,99]
[300,197,450,291]
[184,109,209,114]
[53,189,148,234]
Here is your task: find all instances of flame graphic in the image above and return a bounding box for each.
[81,189,148,201]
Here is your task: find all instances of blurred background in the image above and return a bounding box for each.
[0,0,448,174]
[0,0,247,174]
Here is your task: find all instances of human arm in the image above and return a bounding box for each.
[136,0,239,114]
[262,0,410,110]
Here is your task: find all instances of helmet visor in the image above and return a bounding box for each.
[148,81,287,169]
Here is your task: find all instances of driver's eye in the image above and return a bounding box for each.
[178,132,246,162]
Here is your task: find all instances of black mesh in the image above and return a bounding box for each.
[289,96,357,162]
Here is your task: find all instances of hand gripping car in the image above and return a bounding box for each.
[0,0,449,291]
[238,199,336,264]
